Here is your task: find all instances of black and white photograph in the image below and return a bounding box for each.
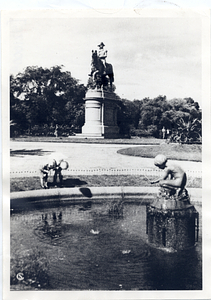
[2,5,211,300]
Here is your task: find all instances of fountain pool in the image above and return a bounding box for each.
[10,201,202,291]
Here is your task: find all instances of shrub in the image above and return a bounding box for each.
[10,247,49,289]
[130,128,152,138]
[28,124,76,137]
[169,117,202,144]
[147,125,158,137]
[130,125,158,138]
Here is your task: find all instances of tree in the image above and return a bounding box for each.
[117,99,139,136]
[10,66,86,136]
[168,98,202,144]
[130,96,201,143]
[137,96,171,137]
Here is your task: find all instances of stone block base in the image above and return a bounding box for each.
[81,89,120,139]
[82,124,103,136]
[146,188,199,251]
[103,126,120,138]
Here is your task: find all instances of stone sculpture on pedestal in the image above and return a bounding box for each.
[146,187,199,252]
[147,155,199,252]
[87,42,114,91]
[81,43,120,138]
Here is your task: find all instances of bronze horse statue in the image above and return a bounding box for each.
[89,50,114,90]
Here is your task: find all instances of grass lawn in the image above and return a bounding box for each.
[11,136,160,145]
[10,175,202,193]
[118,143,201,162]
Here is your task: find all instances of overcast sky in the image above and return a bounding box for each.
[9,10,202,103]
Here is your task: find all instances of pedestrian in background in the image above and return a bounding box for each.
[162,126,166,139]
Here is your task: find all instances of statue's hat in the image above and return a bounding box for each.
[98,42,105,47]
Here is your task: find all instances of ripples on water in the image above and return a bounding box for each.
[10,202,202,290]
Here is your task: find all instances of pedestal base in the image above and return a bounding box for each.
[81,89,120,139]
[146,188,199,251]
[103,126,120,138]
[82,124,103,136]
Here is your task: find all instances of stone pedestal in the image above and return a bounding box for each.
[81,89,120,138]
[146,188,199,252]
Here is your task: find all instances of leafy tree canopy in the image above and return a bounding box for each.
[10,66,86,135]
[10,66,201,143]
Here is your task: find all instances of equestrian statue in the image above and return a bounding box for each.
[87,42,114,91]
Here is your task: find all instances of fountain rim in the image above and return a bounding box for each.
[10,186,202,212]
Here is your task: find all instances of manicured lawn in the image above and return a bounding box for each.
[10,175,202,193]
[11,136,160,145]
[118,143,202,162]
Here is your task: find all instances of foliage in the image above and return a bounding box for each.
[28,124,76,137]
[117,99,140,136]
[10,66,201,143]
[124,96,201,143]
[169,116,202,144]
[10,247,49,289]
[10,66,86,136]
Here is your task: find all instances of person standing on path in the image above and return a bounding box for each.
[162,126,166,139]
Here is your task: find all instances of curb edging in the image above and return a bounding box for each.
[10,186,202,211]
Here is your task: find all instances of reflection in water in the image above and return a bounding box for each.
[78,201,92,211]
[108,199,124,218]
[35,211,65,242]
[10,203,202,291]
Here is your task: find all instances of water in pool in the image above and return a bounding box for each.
[10,201,202,290]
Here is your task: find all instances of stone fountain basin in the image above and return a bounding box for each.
[10,186,202,291]
[10,186,201,211]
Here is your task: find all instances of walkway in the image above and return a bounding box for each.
[10,141,202,178]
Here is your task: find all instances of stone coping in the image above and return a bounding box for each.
[11,186,202,209]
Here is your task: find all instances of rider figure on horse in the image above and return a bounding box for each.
[97,42,107,70]
[88,42,114,90]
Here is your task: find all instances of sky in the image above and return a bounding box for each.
[8,9,204,104]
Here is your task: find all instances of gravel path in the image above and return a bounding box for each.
[10,141,202,178]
